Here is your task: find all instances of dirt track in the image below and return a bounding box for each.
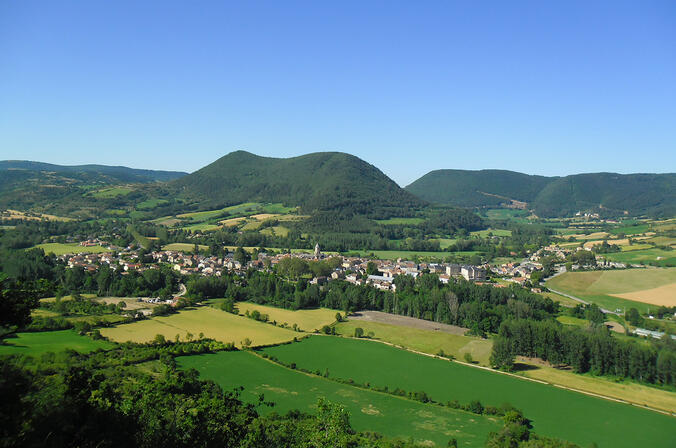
[349,311,468,335]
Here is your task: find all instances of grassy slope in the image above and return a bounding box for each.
[335,320,493,365]
[0,330,114,355]
[100,306,299,347]
[177,350,501,447]
[261,337,676,448]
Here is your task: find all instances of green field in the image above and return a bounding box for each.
[374,217,425,225]
[234,302,338,332]
[261,337,676,447]
[34,242,110,255]
[100,306,299,347]
[546,268,676,313]
[470,229,512,238]
[0,330,114,356]
[604,248,676,267]
[608,223,651,235]
[335,320,493,365]
[177,350,501,447]
[260,225,290,237]
[178,223,221,232]
[482,209,529,221]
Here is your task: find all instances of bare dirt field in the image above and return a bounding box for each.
[612,283,676,307]
[349,311,468,336]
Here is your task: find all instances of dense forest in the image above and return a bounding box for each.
[491,319,676,387]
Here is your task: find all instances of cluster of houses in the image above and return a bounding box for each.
[58,241,491,292]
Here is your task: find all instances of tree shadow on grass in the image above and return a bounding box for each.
[512,362,540,372]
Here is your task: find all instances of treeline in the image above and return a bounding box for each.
[491,319,676,387]
[187,270,559,335]
[0,248,180,298]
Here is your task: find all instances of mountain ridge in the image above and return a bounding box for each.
[406,169,676,217]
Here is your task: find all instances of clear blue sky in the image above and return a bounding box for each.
[1,1,674,185]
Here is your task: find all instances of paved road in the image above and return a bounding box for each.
[547,287,620,315]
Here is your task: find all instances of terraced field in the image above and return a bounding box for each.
[177,350,501,447]
[261,337,676,448]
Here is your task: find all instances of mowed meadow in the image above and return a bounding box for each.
[177,350,502,447]
[99,306,300,346]
[546,267,676,312]
[0,330,114,356]
[258,337,676,448]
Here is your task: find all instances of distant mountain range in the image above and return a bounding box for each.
[172,151,425,216]
[1,155,674,219]
[0,161,187,183]
[406,169,676,217]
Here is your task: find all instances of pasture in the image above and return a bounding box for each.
[470,229,512,237]
[0,330,114,356]
[357,249,478,260]
[161,243,210,252]
[603,247,676,267]
[234,302,338,332]
[336,318,492,365]
[546,268,676,312]
[260,225,290,237]
[177,350,501,447]
[261,337,676,447]
[34,242,110,255]
[100,306,299,347]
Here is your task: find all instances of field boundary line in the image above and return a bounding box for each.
[334,335,676,417]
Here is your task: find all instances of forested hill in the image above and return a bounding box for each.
[173,151,426,217]
[0,161,187,182]
[406,169,676,217]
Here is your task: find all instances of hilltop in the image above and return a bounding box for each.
[173,151,425,217]
[406,169,676,217]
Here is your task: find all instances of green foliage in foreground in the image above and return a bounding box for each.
[0,341,428,448]
[260,336,676,448]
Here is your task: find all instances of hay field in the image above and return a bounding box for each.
[34,242,110,255]
[100,306,299,347]
[612,283,676,307]
[0,330,114,356]
[235,302,337,332]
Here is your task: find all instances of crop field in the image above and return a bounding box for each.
[177,350,501,447]
[335,319,492,365]
[546,268,676,312]
[261,337,676,447]
[374,217,425,225]
[178,222,221,232]
[100,306,299,347]
[0,330,114,356]
[33,242,110,255]
[609,223,651,235]
[234,302,338,332]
